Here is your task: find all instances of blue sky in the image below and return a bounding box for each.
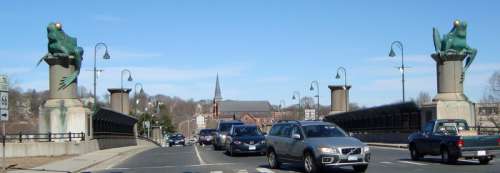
[1,1,499,107]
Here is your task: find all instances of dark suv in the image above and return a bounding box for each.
[266,120,370,173]
[225,125,266,156]
[213,120,244,150]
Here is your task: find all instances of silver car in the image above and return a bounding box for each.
[266,120,370,173]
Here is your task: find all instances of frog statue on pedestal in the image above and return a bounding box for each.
[433,20,477,73]
[37,22,84,90]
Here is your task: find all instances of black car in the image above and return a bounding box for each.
[168,134,186,147]
[225,125,266,156]
[198,128,216,145]
[213,120,244,150]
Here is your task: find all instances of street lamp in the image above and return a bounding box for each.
[279,100,286,120]
[92,42,110,139]
[134,82,144,116]
[292,91,301,120]
[121,69,133,113]
[335,67,348,112]
[389,41,406,103]
[309,80,320,120]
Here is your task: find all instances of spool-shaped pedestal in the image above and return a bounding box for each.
[432,54,468,101]
[329,85,351,114]
[44,54,78,99]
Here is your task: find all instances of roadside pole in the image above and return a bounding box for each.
[0,75,9,173]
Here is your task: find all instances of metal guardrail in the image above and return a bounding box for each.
[1,132,85,143]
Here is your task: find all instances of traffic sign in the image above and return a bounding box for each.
[0,75,8,121]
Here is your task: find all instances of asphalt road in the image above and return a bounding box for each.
[92,144,500,173]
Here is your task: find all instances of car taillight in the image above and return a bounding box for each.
[456,139,464,148]
[497,138,500,146]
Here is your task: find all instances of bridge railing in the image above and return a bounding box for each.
[1,132,85,143]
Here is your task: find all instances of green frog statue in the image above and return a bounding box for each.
[37,22,84,89]
[433,20,477,73]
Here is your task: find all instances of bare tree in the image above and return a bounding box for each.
[481,71,500,103]
[415,91,431,106]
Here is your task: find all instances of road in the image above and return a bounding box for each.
[92,144,500,173]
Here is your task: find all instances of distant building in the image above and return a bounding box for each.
[475,103,500,129]
[211,74,274,129]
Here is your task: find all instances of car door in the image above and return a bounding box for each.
[278,124,293,160]
[417,121,434,154]
[288,125,306,161]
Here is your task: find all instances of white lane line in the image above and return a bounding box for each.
[194,144,207,165]
[112,163,235,170]
[370,146,408,151]
[398,160,428,166]
[210,171,223,173]
[256,168,275,173]
[237,169,248,173]
[380,161,394,164]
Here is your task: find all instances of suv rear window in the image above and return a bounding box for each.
[200,129,215,135]
[269,124,283,136]
[220,123,243,132]
[303,125,346,138]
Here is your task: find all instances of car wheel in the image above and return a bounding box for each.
[353,165,368,172]
[304,152,319,173]
[441,147,457,164]
[409,145,423,161]
[267,149,280,169]
[479,157,490,165]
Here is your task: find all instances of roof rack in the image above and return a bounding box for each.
[277,120,301,125]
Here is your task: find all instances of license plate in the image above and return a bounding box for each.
[347,155,358,161]
[477,150,486,156]
[249,145,256,150]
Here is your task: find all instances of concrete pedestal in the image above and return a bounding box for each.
[422,53,476,126]
[39,99,87,135]
[328,85,351,115]
[38,54,87,140]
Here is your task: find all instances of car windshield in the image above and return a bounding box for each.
[220,123,242,132]
[200,130,215,135]
[170,135,184,140]
[233,127,261,136]
[303,125,347,138]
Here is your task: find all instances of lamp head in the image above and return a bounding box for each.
[335,73,341,79]
[389,48,396,57]
[127,75,133,81]
[292,95,296,100]
[103,51,111,59]
[309,85,314,91]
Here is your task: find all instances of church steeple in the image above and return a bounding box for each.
[214,73,222,102]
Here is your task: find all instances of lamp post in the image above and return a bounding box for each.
[389,41,406,103]
[134,82,144,116]
[292,91,301,120]
[279,100,286,120]
[121,69,133,113]
[309,80,320,120]
[335,67,348,112]
[92,42,110,139]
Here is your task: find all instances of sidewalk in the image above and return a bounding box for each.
[9,145,156,173]
[367,142,408,149]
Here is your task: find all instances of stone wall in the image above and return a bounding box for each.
[0,138,158,158]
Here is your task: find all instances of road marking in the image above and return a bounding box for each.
[398,160,428,166]
[256,168,275,173]
[371,146,408,151]
[380,161,394,164]
[194,144,207,165]
[112,163,235,170]
[237,169,248,173]
[210,171,223,173]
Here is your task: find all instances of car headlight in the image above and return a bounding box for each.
[221,134,226,139]
[233,141,242,145]
[318,147,338,154]
[180,139,184,142]
[363,146,370,152]
[260,140,266,144]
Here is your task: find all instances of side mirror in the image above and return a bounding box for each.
[292,133,301,140]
